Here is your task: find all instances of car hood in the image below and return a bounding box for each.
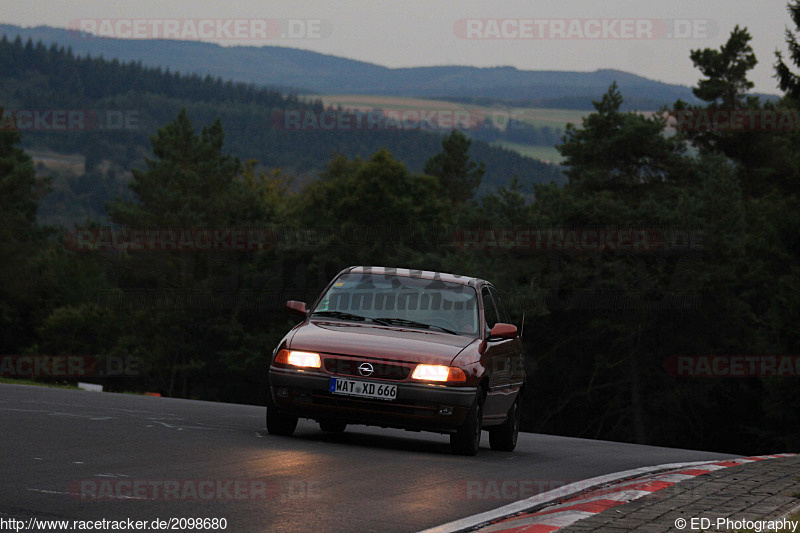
[288,320,476,364]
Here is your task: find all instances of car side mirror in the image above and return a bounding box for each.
[285,300,307,318]
[489,323,517,340]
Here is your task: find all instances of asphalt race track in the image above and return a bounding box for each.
[0,384,736,532]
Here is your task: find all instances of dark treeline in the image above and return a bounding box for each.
[2,13,800,457]
[0,35,297,106]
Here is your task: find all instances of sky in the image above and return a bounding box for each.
[0,0,794,95]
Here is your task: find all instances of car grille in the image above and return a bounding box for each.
[323,357,412,381]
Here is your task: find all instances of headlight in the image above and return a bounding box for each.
[411,364,466,382]
[275,349,321,368]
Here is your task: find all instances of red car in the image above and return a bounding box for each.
[267,266,526,455]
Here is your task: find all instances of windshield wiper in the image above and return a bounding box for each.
[371,317,458,335]
[310,310,369,322]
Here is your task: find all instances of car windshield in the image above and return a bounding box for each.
[311,272,479,337]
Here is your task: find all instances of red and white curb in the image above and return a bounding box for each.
[420,454,797,533]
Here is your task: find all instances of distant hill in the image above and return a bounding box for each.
[0,23,756,110]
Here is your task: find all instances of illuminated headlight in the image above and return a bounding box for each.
[411,364,466,382]
[275,349,321,368]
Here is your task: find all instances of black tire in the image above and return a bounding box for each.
[266,406,298,436]
[319,419,347,433]
[489,396,521,451]
[450,389,485,456]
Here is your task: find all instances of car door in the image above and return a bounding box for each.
[489,285,524,409]
[480,285,519,423]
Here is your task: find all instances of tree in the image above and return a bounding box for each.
[559,83,689,197]
[522,85,761,449]
[673,26,786,198]
[775,0,800,99]
[109,108,256,226]
[690,26,758,108]
[0,107,51,353]
[424,130,485,204]
[103,110,280,398]
[0,111,44,242]
[286,148,452,288]
[772,0,800,195]
[295,148,447,228]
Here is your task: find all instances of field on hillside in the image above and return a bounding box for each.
[303,94,586,163]
[309,94,587,131]
[306,95,671,164]
[490,141,564,164]
[29,150,85,176]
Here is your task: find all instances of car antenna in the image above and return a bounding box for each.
[520,312,525,338]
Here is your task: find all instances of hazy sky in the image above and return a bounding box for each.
[1,0,794,95]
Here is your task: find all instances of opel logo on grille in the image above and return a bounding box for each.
[358,363,374,377]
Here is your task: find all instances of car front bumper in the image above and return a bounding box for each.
[269,367,478,433]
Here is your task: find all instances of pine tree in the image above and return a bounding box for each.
[109,108,252,226]
[424,130,485,204]
[690,26,757,108]
[559,82,688,196]
[0,107,50,353]
[775,0,800,99]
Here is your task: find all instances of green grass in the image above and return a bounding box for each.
[0,376,79,389]
[769,510,798,532]
[505,107,586,130]
[728,510,800,532]
[491,141,564,164]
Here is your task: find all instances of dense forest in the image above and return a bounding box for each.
[0,33,564,227]
[1,10,800,457]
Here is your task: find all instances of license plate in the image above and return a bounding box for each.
[329,378,397,401]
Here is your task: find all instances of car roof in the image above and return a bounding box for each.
[344,266,486,287]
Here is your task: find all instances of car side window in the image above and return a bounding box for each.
[481,286,499,336]
[488,286,511,325]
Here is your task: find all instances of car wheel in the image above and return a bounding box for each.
[319,419,347,433]
[489,396,521,452]
[450,389,485,456]
[266,406,298,436]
